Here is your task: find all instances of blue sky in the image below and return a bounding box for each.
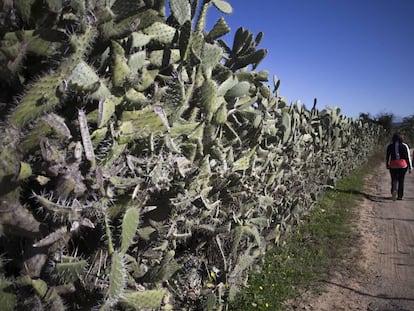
[205,0,414,119]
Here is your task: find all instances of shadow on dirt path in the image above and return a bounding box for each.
[287,154,414,311]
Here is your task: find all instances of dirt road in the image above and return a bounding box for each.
[290,160,414,311]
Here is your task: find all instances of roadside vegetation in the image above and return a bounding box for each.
[399,114,414,146]
[229,148,385,311]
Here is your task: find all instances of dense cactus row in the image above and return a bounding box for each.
[0,0,382,310]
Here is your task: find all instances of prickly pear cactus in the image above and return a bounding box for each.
[0,0,382,310]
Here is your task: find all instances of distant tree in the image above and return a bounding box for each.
[399,115,414,145]
[359,112,375,124]
[375,113,394,135]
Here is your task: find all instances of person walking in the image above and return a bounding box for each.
[385,133,412,201]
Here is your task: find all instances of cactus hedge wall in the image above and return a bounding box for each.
[0,0,382,310]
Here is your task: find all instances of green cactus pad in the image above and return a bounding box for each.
[0,280,16,311]
[213,103,228,125]
[111,41,131,87]
[232,147,257,171]
[118,106,169,143]
[200,79,219,121]
[55,257,87,283]
[212,0,233,14]
[202,43,223,77]
[137,226,157,240]
[149,49,181,67]
[13,0,36,23]
[120,207,140,254]
[98,97,116,128]
[107,251,126,303]
[69,60,110,99]
[128,51,147,73]
[217,75,238,96]
[143,22,177,44]
[135,68,159,91]
[170,0,191,26]
[225,81,250,98]
[91,127,108,147]
[9,73,62,129]
[169,121,199,138]
[119,289,167,309]
[282,111,292,143]
[130,32,151,48]
[16,162,32,181]
[32,278,48,298]
[206,17,231,42]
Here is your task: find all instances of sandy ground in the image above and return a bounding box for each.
[287,159,414,311]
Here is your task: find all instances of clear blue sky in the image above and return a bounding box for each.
[205,0,414,119]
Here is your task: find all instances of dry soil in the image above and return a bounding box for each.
[287,158,414,311]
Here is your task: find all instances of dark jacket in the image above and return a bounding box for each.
[386,141,412,170]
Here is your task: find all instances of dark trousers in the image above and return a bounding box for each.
[389,168,408,199]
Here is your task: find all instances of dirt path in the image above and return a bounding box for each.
[290,159,414,311]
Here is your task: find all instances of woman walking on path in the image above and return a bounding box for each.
[385,133,412,200]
